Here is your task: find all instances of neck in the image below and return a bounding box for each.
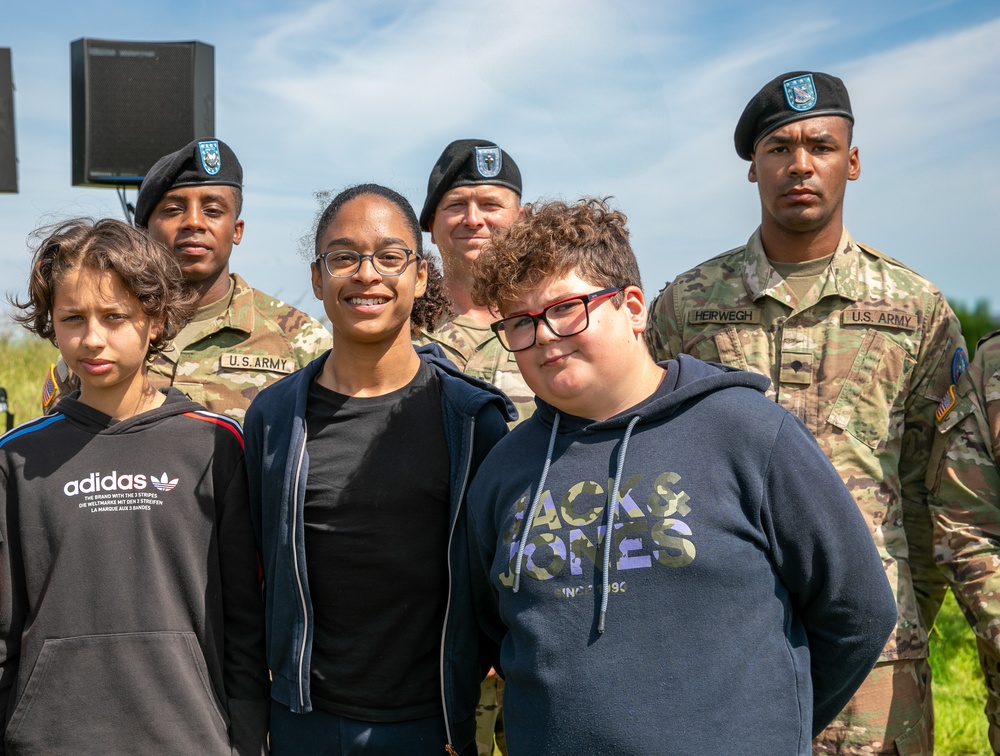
[319,328,422,397]
[574,345,665,422]
[78,372,165,420]
[442,268,496,325]
[194,269,232,307]
[759,218,843,263]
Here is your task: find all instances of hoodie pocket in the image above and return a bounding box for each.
[6,632,231,755]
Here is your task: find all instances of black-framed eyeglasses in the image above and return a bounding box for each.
[491,287,622,352]
[316,248,419,278]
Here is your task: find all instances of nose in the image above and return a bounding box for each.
[463,202,484,228]
[533,316,559,346]
[180,205,207,231]
[352,255,383,284]
[81,318,106,350]
[788,147,814,178]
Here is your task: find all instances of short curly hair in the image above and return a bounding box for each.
[472,197,641,315]
[11,217,197,357]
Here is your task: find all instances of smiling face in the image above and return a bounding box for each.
[52,265,161,414]
[429,184,520,275]
[311,194,427,351]
[145,184,245,303]
[749,115,860,240]
[507,268,655,421]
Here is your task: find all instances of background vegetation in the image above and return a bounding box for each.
[1,300,998,753]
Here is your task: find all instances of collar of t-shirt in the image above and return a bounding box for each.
[767,253,835,303]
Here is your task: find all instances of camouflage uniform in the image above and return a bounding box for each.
[42,274,332,424]
[647,227,965,754]
[415,314,535,427]
[928,329,1000,751]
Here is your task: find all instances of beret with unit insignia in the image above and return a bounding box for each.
[134,139,243,228]
[734,71,854,161]
[419,139,521,231]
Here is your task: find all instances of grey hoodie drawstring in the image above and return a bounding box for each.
[512,412,560,593]
[512,412,641,635]
[597,415,640,633]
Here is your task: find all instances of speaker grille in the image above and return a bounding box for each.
[72,39,214,187]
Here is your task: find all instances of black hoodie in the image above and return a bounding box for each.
[467,355,897,755]
[0,388,269,755]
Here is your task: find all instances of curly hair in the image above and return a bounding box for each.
[311,184,454,333]
[471,197,641,315]
[10,218,197,357]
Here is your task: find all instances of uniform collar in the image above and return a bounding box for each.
[220,273,257,335]
[742,226,861,306]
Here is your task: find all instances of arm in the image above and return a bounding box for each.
[927,347,1000,747]
[215,447,270,756]
[762,414,897,734]
[899,294,966,630]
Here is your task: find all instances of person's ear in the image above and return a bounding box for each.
[311,260,323,300]
[622,285,648,334]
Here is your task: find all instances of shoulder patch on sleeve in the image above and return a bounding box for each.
[41,364,57,410]
[951,347,968,384]
[936,384,957,424]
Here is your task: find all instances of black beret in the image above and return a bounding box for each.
[134,139,243,228]
[419,139,521,231]
[734,72,854,161]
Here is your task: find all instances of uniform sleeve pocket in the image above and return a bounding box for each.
[828,329,914,449]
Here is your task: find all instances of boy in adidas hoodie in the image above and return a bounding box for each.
[465,198,897,755]
[1,219,269,754]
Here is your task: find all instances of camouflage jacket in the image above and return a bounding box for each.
[42,274,332,423]
[647,227,966,662]
[414,314,534,427]
[928,329,1000,743]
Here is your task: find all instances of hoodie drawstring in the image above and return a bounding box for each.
[513,412,560,593]
[512,412,640,635]
[598,415,640,633]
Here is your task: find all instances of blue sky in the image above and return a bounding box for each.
[1,0,997,326]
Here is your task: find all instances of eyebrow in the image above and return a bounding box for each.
[323,236,409,249]
[160,190,233,205]
[761,132,838,146]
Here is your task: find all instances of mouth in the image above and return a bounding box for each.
[79,359,114,375]
[782,186,818,201]
[541,352,572,368]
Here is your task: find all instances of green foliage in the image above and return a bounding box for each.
[931,591,992,754]
[0,326,59,429]
[950,299,999,360]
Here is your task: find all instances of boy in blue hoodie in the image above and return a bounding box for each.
[465,198,898,755]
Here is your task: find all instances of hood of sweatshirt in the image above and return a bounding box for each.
[510,354,771,632]
[52,388,208,435]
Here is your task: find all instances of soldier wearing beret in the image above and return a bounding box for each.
[646,71,967,753]
[42,139,332,423]
[414,139,531,756]
[928,331,1000,751]
[415,139,534,430]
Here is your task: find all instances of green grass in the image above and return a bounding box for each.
[0,326,60,429]
[932,590,992,754]
[0,325,994,753]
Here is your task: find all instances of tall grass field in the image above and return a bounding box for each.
[0,328,993,754]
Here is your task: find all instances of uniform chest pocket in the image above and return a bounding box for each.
[683,326,768,371]
[828,329,915,449]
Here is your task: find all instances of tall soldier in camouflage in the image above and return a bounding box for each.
[416,139,534,428]
[929,330,1000,750]
[416,139,531,756]
[41,139,332,423]
[646,71,966,754]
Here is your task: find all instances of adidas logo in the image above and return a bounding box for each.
[150,473,179,492]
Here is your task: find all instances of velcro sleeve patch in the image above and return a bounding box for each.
[688,308,761,325]
[841,307,919,331]
[935,384,957,423]
[220,353,296,374]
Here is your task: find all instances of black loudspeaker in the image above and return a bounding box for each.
[0,48,16,193]
[71,38,214,187]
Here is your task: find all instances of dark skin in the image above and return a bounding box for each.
[749,115,860,263]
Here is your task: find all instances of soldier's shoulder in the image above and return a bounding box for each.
[853,241,945,295]
[975,329,1000,355]
[670,245,747,282]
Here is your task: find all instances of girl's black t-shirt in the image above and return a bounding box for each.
[303,360,451,721]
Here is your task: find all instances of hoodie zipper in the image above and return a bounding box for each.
[291,430,310,709]
[439,414,475,749]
